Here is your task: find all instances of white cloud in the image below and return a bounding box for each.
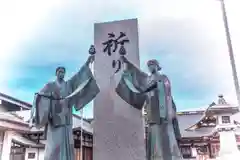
[136,0,240,108]
[1,0,240,112]
[0,0,64,58]
[0,0,65,87]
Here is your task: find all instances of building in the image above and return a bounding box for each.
[1,92,240,160]
[176,95,240,159]
[0,92,93,160]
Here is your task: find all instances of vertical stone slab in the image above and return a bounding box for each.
[93,19,146,160]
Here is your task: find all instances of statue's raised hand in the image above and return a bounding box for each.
[86,45,95,66]
[89,45,96,55]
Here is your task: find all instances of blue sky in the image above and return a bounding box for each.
[1,0,240,118]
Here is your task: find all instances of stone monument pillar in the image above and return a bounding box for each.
[93,19,146,160]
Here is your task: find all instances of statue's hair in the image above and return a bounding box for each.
[56,66,66,74]
[147,59,161,71]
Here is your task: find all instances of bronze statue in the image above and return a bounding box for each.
[116,56,182,160]
[30,45,99,160]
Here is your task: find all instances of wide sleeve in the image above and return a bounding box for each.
[115,60,148,110]
[31,83,52,129]
[67,64,100,111]
[124,60,149,92]
[172,100,182,140]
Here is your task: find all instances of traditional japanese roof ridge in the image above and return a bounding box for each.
[205,95,239,110]
[183,95,238,132]
[0,113,30,132]
[28,114,93,134]
[12,132,44,148]
[184,102,219,131]
[0,92,32,109]
[85,118,94,123]
[177,113,218,138]
[9,111,25,120]
[185,114,208,131]
[72,114,92,123]
[177,110,205,115]
[206,101,231,109]
[72,114,93,134]
[190,127,218,138]
[13,110,32,122]
[206,104,238,110]
[0,112,29,126]
[177,105,208,115]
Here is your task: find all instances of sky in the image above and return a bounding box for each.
[0,0,240,118]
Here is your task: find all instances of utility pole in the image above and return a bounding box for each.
[219,0,240,107]
[80,109,83,160]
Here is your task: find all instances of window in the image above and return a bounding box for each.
[222,116,230,124]
[181,146,192,158]
[10,141,25,160]
[28,153,35,159]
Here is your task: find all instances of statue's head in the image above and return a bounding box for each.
[56,66,66,81]
[147,59,161,74]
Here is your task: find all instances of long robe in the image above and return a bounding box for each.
[31,63,100,160]
[116,60,182,160]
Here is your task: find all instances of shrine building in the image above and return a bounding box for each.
[0,92,93,160]
[0,92,240,160]
[175,95,240,159]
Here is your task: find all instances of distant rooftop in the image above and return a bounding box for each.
[0,92,32,109]
[178,94,238,115]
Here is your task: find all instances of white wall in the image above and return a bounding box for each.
[217,113,234,125]
[219,131,240,156]
[1,131,14,160]
[25,148,44,160]
[39,149,44,160]
[0,131,44,160]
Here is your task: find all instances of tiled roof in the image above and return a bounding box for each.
[72,114,93,134]
[14,110,31,121]
[12,133,44,148]
[13,110,93,134]
[0,109,93,134]
[0,113,30,132]
[0,112,28,126]
[177,97,239,137]
[206,104,239,113]
[177,113,215,137]
[0,92,31,109]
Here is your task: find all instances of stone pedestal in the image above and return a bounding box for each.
[217,126,240,160]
